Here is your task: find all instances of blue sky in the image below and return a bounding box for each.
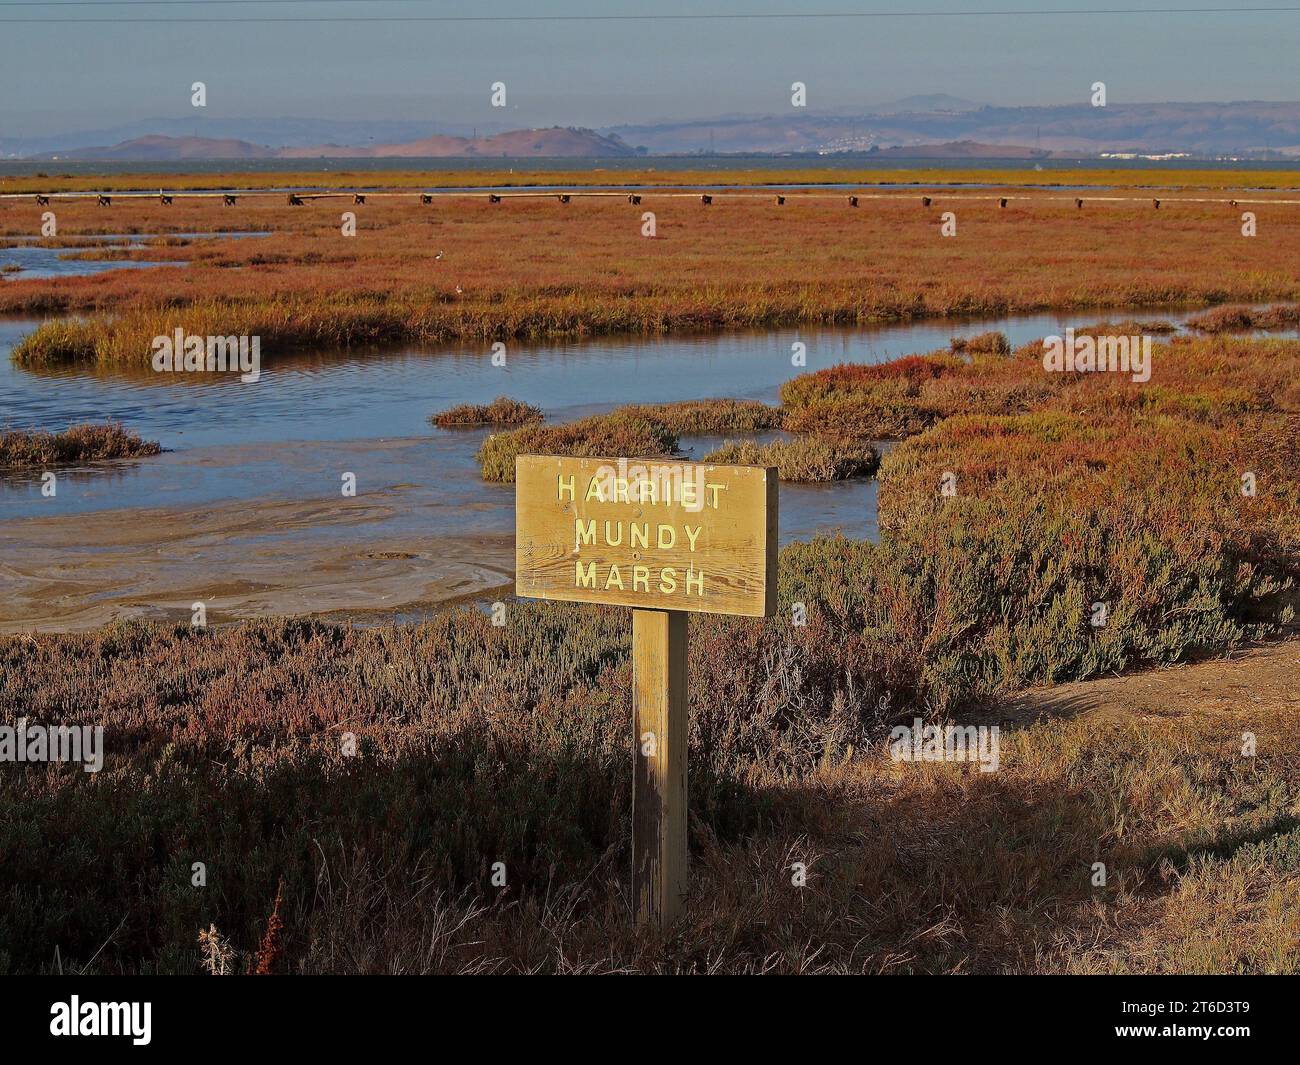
[0,1,1295,135]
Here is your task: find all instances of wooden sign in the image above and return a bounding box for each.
[514,454,778,929]
[515,455,778,618]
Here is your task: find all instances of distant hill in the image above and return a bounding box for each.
[280,127,636,159]
[609,101,1300,156]
[39,134,279,161]
[34,127,637,161]
[21,101,1300,161]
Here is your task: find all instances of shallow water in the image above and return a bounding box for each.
[0,244,181,281]
[2,304,1287,629]
[0,231,268,280]
[0,306,1213,542]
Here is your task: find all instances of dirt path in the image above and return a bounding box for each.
[989,639,1300,727]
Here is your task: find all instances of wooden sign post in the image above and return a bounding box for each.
[515,455,778,928]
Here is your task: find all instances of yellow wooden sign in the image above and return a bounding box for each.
[514,454,778,618]
[514,453,778,929]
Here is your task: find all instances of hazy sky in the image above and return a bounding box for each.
[1,1,1296,135]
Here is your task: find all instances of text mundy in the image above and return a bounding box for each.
[1042,328,1152,383]
[563,462,725,599]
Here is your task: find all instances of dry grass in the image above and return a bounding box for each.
[476,412,679,483]
[948,329,1011,354]
[0,421,160,467]
[431,396,544,429]
[1186,303,1300,333]
[703,436,878,482]
[2,609,1295,974]
[619,399,782,435]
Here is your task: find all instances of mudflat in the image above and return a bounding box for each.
[0,493,514,632]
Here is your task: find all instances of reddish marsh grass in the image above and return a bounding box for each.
[7,192,1300,365]
[783,329,1300,439]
